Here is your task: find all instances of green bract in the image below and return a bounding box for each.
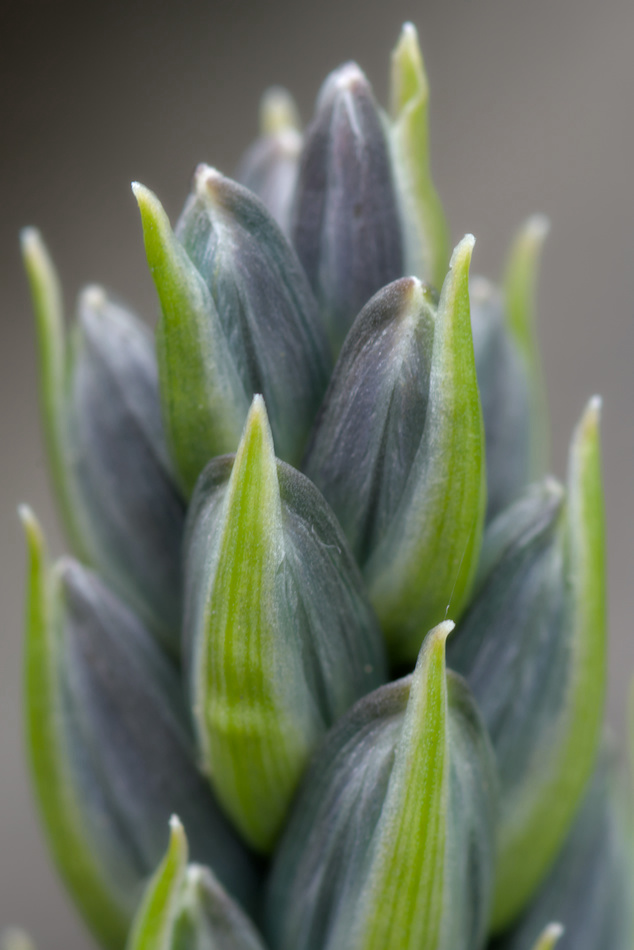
[15,19,632,950]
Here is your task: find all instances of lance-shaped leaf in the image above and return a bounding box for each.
[134,168,331,496]
[21,230,185,652]
[363,236,485,663]
[448,397,606,929]
[292,61,404,354]
[504,214,550,477]
[266,623,498,950]
[303,277,436,565]
[236,86,302,238]
[470,278,532,522]
[21,509,260,950]
[127,818,267,950]
[492,763,631,950]
[470,217,549,522]
[184,397,387,854]
[387,23,449,289]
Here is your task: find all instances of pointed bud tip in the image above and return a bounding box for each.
[330,61,367,93]
[194,163,225,200]
[169,814,184,834]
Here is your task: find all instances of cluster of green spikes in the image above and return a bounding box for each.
[10,20,634,950]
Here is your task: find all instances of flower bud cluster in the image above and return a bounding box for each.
[17,20,631,950]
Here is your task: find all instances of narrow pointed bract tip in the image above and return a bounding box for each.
[131,181,161,218]
[576,395,602,440]
[533,923,565,949]
[261,87,300,136]
[447,233,475,277]
[237,395,277,469]
[545,924,565,939]
[169,814,184,834]
[432,619,455,645]
[18,506,44,559]
[524,213,551,243]
[19,226,42,256]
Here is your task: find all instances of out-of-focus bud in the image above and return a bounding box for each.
[127,818,267,950]
[134,169,331,496]
[448,397,606,930]
[387,22,449,290]
[21,229,185,653]
[527,925,565,950]
[494,763,631,950]
[0,931,36,950]
[353,237,485,664]
[21,509,260,950]
[266,623,498,950]
[471,216,550,521]
[184,397,387,854]
[292,62,404,354]
[236,86,302,238]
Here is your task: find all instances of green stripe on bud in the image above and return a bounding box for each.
[303,276,436,565]
[21,230,185,651]
[292,62,404,354]
[21,510,259,948]
[237,86,302,237]
[388,23,450,290]
[185,397,387,854]
[267,623,497,950]
[449,397,606,929]
[127,818,267,950]
[494,763,632,950]
[364,236,486,663]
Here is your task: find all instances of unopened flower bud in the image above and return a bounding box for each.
[184,397,387,854]
[21,510,259,949]
[267,623,497,950]
[134,168,331,495]
[128,818,267,950]
[448,398,606,929]
[358,237,485,663]
[237,86,302,238]
[496,763,630,950]
[292,62,403,354]
[21,229,185,653]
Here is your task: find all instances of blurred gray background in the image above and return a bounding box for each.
[1,0,633,945]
